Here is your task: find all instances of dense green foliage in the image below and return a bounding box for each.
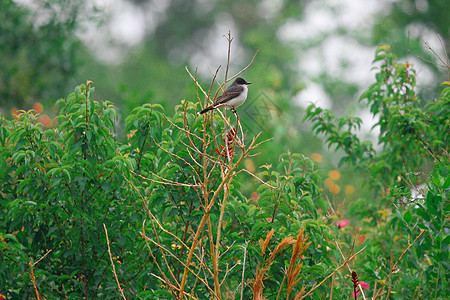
[305,46,449,299]
[1,1,448,298]
[0,81,333,298]
[0,84,146,298]
[1,46,449,299]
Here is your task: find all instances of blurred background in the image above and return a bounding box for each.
[1,0,448,207]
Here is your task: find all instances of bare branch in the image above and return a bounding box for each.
[30,249,53,300]
[230,50,259,81]
[224,31,233,83]
[104,224,127,300]
[334,242,367,300]
[131,170,201,188]
[141,232,216,296]
[240,243,248,300]
[236,168,278,189]
[150,273,199,300]
[186,67,209,99]
[163,114,204,142]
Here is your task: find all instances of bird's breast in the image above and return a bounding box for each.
[227,86,248,107]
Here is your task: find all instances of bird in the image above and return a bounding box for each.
[198,77,251,115]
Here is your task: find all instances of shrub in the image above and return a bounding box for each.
[1,45,448,299]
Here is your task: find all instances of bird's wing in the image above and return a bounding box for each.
[213,85,244,105]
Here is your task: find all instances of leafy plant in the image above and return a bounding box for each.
[305,45,449,299]
[1,44,448,299]
[1,82,145,298]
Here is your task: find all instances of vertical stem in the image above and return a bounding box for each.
[240,243,248,300]
[329,272,335,300]
[30,261,41,300]
[104,224,127,300]
[207,216,221,299]
[224,31,232,85]
[178,158,243,299]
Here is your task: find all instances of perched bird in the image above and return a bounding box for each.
[199,77,251,114]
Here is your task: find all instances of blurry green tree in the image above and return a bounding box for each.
[0,0,83,109]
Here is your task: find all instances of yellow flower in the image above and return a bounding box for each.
[345,185,355,195]
[311,153,323,163]
[329,184,341,195]
[328,170,341,180]
[324,178,333,187]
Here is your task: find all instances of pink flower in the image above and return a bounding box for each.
[267,218,273,222]
[359,281,369,289]
[337,219,349,229]
[351,281,369,298]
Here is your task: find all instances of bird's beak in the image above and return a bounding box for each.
[247,82,252,85]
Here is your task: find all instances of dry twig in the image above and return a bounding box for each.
[30,249,52,300]
[104,224,127,300]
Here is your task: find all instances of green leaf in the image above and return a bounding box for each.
[403,209,412,224]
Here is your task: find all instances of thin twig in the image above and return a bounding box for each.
[208,66,223,106]
[164,113,204,142]
[224,31,233,84]
[178,149,250,298]
[30,249,52,300]
[239,243,248,300]
[186,67,209,99]
[330,272,336,300]
[150,273,199,300]
[141,232,216,296]
[392,229,426,271]
[104,224,127,300]
[420,36,450,69]
[219,262,240,286]
[131,169,201,188]
[334,242,367,300]
[141,221,178,295]
[236,168,278,189]
[229,50,259,82]
[31,249,52,267]
[213,177,233,292]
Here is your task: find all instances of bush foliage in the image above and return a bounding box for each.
[1,46,448,299]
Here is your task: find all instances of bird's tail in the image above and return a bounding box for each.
[198,105,215,115]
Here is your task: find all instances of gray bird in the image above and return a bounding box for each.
[199,77,252,114]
